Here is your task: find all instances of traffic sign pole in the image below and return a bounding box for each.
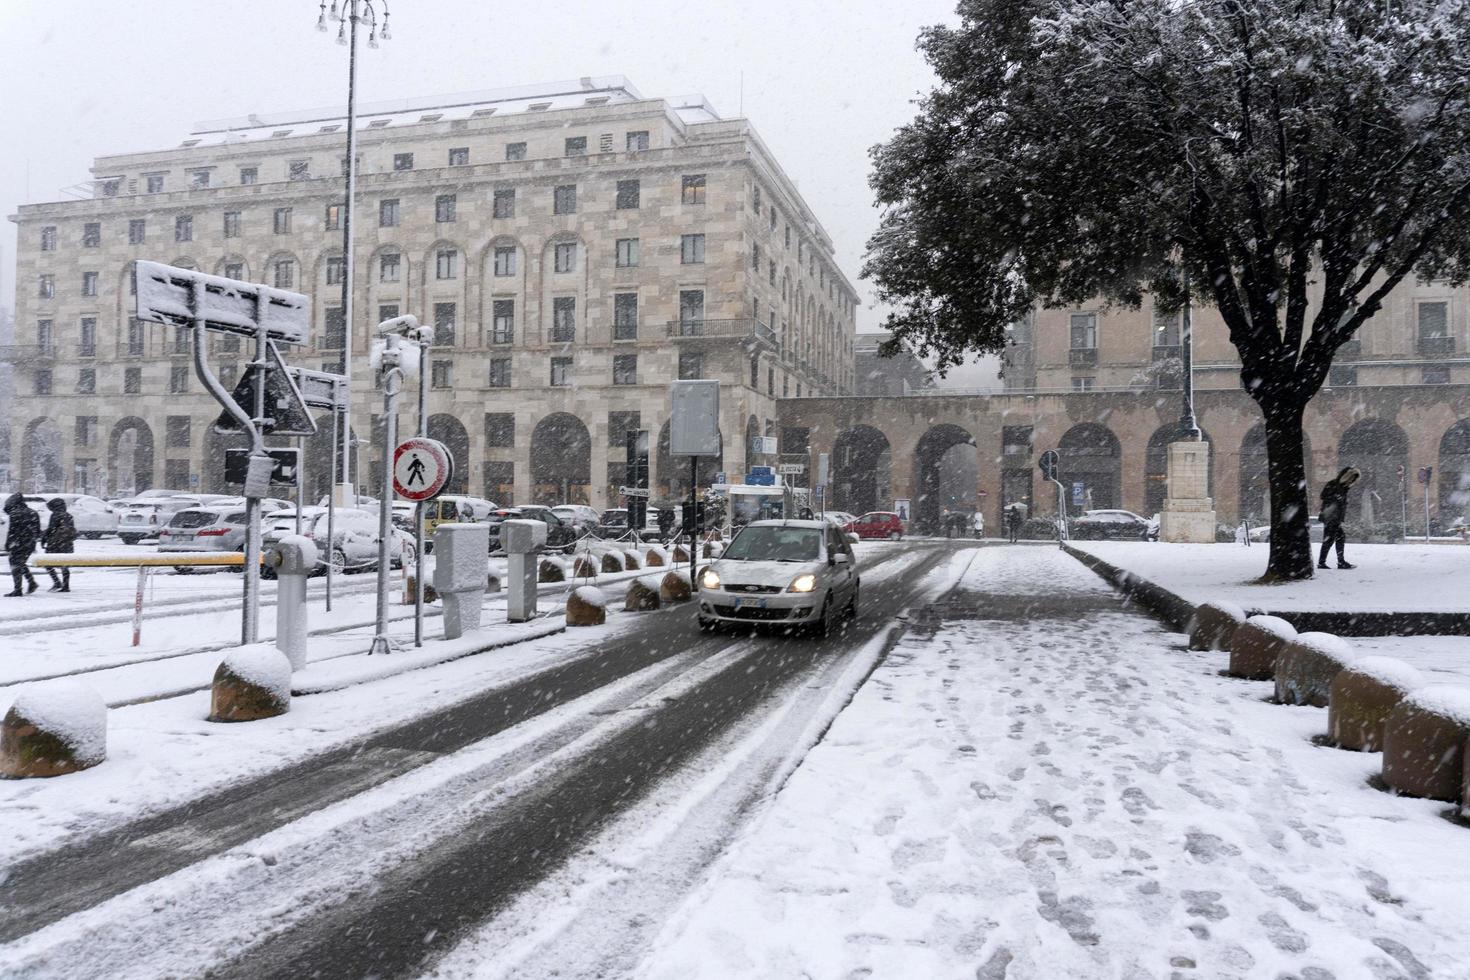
[370,352,402,655]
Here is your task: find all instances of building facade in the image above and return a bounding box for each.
[4,77,858,507]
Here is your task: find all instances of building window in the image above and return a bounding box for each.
[82,271,98,297]
[239,167,256,185]
[679,352,704,380]
[554,185,577,215]
[188,169,210,189]
[613,293,638,340]
[219,363,238,389]
[1328,365,1358,387]
[608,411,640,451]
[34,369,52,396]
[1071,376,1096,392]
[124,367,142,394]
[288,160,310,180]
[1069,313,1098,349]
[274,208,292,234]
[615,237,639,268]
[165,416,191,448]
[486,413,515,448]
[613,353,637,385]
[626,131,649,151]
[770,207,778,231]
[488,357,512,387]
[164,459,189,488]
[506,142,527,161]
[378,304,399,324]
[679,289,705,330]
[379,198,399,227]
[448,147,469,166]
[127,319,145,356]
[750,356,759,388]
[220,261,243,281]
[169,365,190,393]
[1418,301,1450,341]
[551,297,576,342]
[431,360,453,389]
[435,194,457,222]
[324,307,346,350]
[222,211,241,238]
[173,325,191,354]
[76,416,98,447]
[1153,309,1181,346]
[435,249,458,279]
[752,183,762,213]
[218,331,241,354]
[751,243,760,270]
[564,136,587,156]
[554,242,577,273]
[79,318,97,357]
[326,256,345,285]
[175,215,193,242]
[38,276,54,300]
[371,250,397,282]
[492,300,515,343]
[616,179,640,209]
[75,368,96,394]
[493,246,517,277]
[40,226,56,251]
[493,189,515,218]
[325,203,342,230]
[433,303,456,346]
[682,174,707,204]
[681,234,706,264]
[550,357,572,386]
[37,319,53,354]
[768,367,775,397]
[82,222,101,247]
[393,152,414,171]
[1423,365,1451,385]
[144,173,165,193]
[274,260,295,289]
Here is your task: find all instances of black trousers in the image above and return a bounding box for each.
[1318,522,1347,566]
[47,566,70,589]
[10,552,37,591]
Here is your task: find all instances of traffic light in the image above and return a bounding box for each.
[682,500,707,534]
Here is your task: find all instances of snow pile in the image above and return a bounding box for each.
[1247,613,1296,639]
[220,645,293,699]
[1295,631,1354,666]
[571,586,607,609]
[1403,685,1470,726]
[275,533,319,569]
[1201,599,1246,622]
[1348,656,1427,692]
[6,680,107,763]
[637,574,665,593]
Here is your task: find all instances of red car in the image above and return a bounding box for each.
[845,511,905,540]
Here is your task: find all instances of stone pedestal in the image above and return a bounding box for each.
[1160,440,1216,543]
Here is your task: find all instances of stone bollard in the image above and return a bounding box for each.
[1274,632,1354,707]
[434,523,491,640]
[486,572,502,593]
[266,535,316,671]
[660,568,694,603]
[405,571,439,605]
[600,551,625,573]
[1,680,107,778]
[626,576,662,611]
[1329,657,1425,751]
[622,549,642,570]
[566,586,608,626]
[1227,615,1297,681]
[1186,601,1246,652]
[209,647,292,723]
[1382,687,1470,801]
[539,557,568,583]
[573,555,601,578]
[505,520,548,622]
[672,544,691,563]
[643,547,667,568]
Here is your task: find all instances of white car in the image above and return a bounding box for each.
[117,496,209,544]
[696,519,860,636]
[263,506,415,574]
[41,494,120,538]
[552,504,601,532]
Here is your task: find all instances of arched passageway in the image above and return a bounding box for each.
[913,424,977,531]
[428,414,471,495]
[831,425,891,517]
[531,413,591,505]
[1437,420,1470,524]
[1338,419,1408,526]
[1238,423,1313,525]
[1058,423,1120,512]
[108,418,155,495]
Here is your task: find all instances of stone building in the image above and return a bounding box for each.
[854,331,932,396]
[4,77,858,507]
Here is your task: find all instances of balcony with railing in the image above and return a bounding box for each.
[665,318,777,350]
[1418,335,1455,356]
[1069,347,1099,367]
[0,345,52,365]
[1151,344,1181,363]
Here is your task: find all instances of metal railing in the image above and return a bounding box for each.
[1151,344,1181,362]
[1068,348,1099,367]
[0,345,50,364]
[1419,335,1456,355]
[665,318,778,349]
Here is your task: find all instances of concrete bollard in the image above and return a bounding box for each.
[504,519,548,623]
[265,535,316,671]
[600,551,625,573]
[660,568,694,603]
[209,647,292,723]
[622,549,642,570]
[434,523,491,640]
[1274,632,1354,708]
[1227,615,1297,681]
[1186,601,1246,652]
[573,555,601,578]
[1,680,107,778]
[626,576,662,611]
[642,546,667,568]
[1381,687,1470,801]
[567,586,608,626]
[1328,657,1425,751]
[539,557,568,583]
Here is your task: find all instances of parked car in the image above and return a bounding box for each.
[206,495,294,515]
[696,519,860,635]
[1247,516,1325,544]
[116,496,208,544]
[423,495,496,531]
[552,504,601,533]
[596,506,668,539]
[38,494,119,538]
[1069,509,1157,541]
[262,506,414,575]
[822,511,858,528]
[157,506,249,560]
[845,511,905,540]
[485,506,579,553]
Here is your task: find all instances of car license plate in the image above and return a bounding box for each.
[733,597,767,610]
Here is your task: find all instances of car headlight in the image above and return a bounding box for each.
[788,573,817,593]
[700,568,721,590]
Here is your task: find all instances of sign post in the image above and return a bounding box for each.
[367,314,425,654]
[626,429,650,537]
[670,380,720,582]
[394,437,452,647]
[288,367,350,610]
[1419,466,1434,541]
[1039,449,1068,542]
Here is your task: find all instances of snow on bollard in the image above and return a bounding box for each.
[660,568,694,603]
[434,523,490,641]
[566,586,608,626]
[1,680,107,778]
[702,540,725,558]
[626,575,662,611]
[1227,615,1297,681]
[671,544,692,563]
[642,545,668,568]
[1381,686,1470,801]
[1274,632,1355,708]
[539,557,570,583]
[1329,657,1426,752]
[600,551,625,573]
[572,555,601,579]
[621,549,643,570]
[209,646,292,723]
[1186,600,1246,652]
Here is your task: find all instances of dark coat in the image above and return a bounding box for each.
[1320,480,1351,527]
[43,499,76,554]
[4,494,42,558]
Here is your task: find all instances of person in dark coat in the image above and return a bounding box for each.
[1318,467,1361,570]
[42,498,76,592]
[657,507,675,542]
[1005,504,1023,543]
[4,493,41,596]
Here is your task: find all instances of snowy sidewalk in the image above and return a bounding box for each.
[638,546,1470,979]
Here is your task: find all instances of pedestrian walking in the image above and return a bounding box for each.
[1005,504,1023,543]
[657,507,674,541]
[42,497,76,592]
[4,493,41,596]
[941,507,953,538]
[971,510,985,539]
[1318,467,1361,570]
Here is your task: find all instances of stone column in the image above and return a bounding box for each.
[1161,440,1217,542]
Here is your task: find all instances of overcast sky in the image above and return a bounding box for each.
[0,0,999,385]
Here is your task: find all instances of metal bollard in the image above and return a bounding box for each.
[502,519,547,623]
[266,537,313,671]
[433,523,491,640]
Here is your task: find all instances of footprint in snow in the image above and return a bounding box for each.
[1257,911,1309,953]
[1184,831,1240,863]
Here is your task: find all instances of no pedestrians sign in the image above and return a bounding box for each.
[393,437,453,501]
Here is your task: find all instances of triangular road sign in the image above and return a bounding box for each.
[214,363,317,436]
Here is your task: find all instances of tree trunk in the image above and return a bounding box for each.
[1260,397,1314,581]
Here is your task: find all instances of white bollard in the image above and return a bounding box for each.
[266,535,316,671]
[503,519,547,623]
[433,523,491,640]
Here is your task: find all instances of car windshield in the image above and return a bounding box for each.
[722,526,822,562]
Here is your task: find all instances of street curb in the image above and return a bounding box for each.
[1061,544,1470,637]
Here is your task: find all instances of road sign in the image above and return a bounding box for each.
[620,486,652,498]
[1039,449,1060,481]
[287,366,349,411]
[670,380,721,456]
[134,260,309,345]
[777,463,806,475]
[214,341,317,436]
[1418,466,1434,485]
[225,448,302,487]
[750,436,778,456]
[817,452,830,488]
[713,472,728,485]
[1072,482,1086,506]
[392,437,453,501]
[747,465,776,486]
[894,498,911,521]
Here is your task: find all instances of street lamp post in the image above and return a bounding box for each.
[1179,263,1201,441]
[318,0,391,504]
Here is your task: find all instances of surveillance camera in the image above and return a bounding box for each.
[376,313,421,336]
